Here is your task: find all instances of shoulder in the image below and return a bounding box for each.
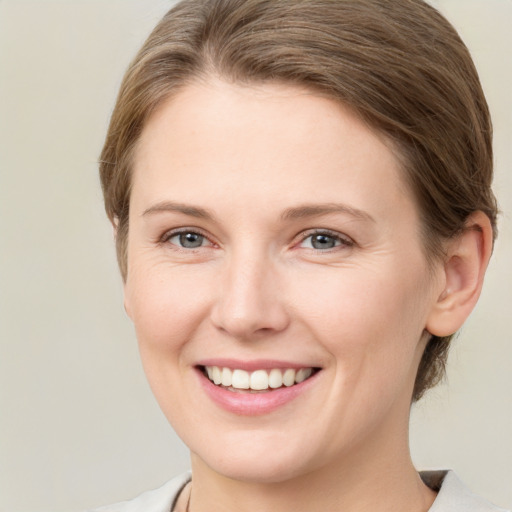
[86,472,191,512]
[421,470,509,512]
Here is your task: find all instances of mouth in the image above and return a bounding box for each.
[200,365,321,393]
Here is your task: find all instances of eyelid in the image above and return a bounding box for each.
[159,227,216,248]
[296,228,354,249]
[157,226,353,251]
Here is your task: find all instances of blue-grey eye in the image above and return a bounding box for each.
[169,232,206,248]
[310,233,338,249]
[180,232,204,248]
[300,232,345,250]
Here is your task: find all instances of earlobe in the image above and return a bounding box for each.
[426,211,493,337]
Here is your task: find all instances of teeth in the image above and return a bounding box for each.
[212,366,222,385]
[221,367,232,387]
[231,369,250,389]
[204,366,315,391]
[250,370,268,390]
[283,368,296,387]
[268,368,283,389]
[295,368,313,383]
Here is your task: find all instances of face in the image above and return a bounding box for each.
[125,79,442,483]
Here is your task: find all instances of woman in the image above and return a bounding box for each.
[93,0,505,510]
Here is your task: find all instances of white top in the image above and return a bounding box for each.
[87,470,509,512]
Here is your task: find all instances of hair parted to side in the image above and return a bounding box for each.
[99,0,497,401]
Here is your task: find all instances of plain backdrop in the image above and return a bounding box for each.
[0,1,511,511]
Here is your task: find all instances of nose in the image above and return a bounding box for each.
[210,250,290,340]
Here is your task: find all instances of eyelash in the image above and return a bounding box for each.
[296,229,354,251]
[159,227,354,253]
[159,228,215,250]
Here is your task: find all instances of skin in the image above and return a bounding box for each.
[123,78,492,512]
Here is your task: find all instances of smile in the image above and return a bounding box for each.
[196,362,322,415]
[203,366,317,392]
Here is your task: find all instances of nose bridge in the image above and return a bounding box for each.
[211,243,288,338]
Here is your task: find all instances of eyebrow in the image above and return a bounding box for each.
[142,200,374,223]
[142,201,215,220]
[281,203,375,223]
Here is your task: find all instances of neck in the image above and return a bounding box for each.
[187,423,436,512]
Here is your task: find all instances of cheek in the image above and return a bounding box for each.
[124,262,213,357]
[124,264,216,424]
[292,264,429,379]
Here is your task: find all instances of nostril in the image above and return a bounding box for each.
[210,303,291,339]
[209,267,290,338]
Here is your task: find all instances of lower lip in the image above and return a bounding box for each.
[196,368,320,416]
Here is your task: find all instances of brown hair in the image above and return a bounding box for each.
[99,0,497,401]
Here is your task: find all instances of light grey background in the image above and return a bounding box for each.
[0,1,510,511]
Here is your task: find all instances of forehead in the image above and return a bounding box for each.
[132,79,412,219]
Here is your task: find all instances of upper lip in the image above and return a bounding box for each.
[196,358,322,372]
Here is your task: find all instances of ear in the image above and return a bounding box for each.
[426,211,493,337]
[112,216,119,239]
[123,271,133,320]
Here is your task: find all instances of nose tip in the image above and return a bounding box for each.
[210,261,290,340]
[215,312,279,340]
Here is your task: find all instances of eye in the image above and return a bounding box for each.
[165,230,211,249]
[299,231,353,250]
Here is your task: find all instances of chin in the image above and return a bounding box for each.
[204,455,313,484]
[188,429,324,484]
